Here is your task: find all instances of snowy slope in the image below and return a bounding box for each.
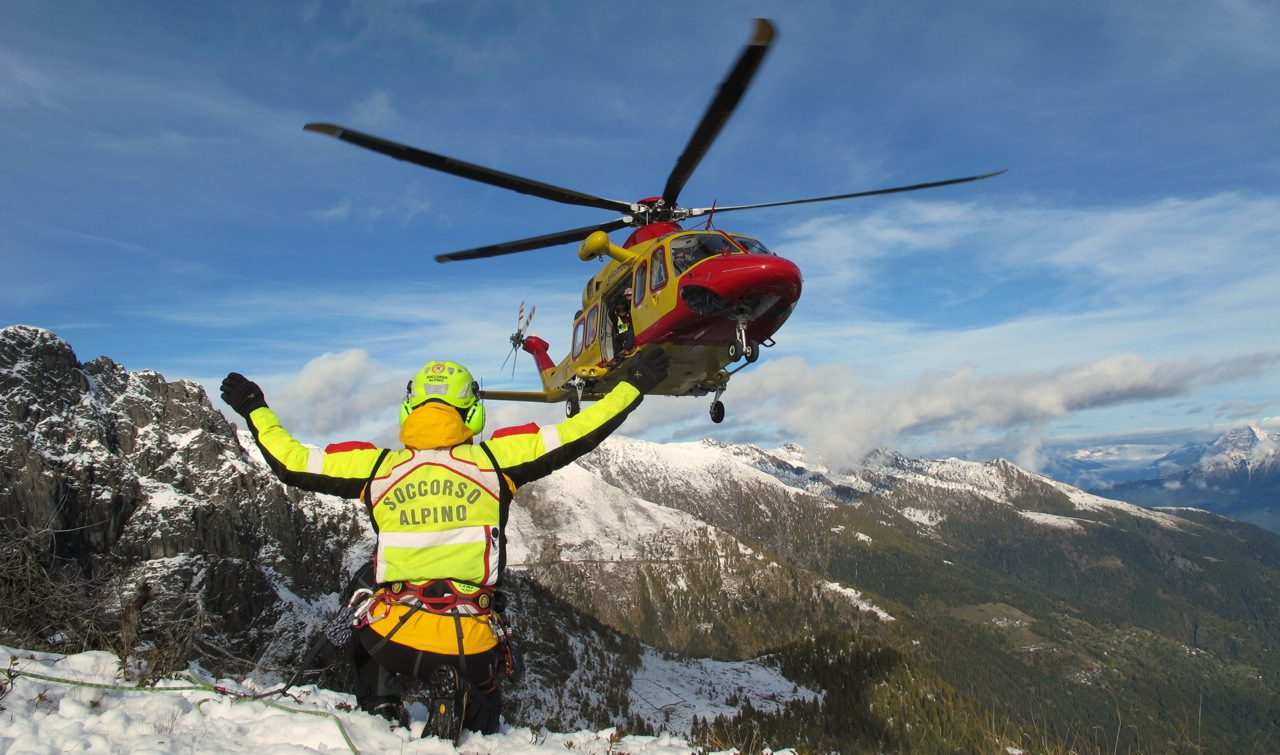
[572,435,1190,535]
[512,436,898,624]
[0,645,712,754]
[506,462,720,568]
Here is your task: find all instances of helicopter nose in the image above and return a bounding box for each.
[678,254,802,316]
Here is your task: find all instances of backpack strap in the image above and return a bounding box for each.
[477,442,511,581]
[361,448,392,524]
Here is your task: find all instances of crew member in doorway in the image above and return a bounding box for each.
[613,290,634,359]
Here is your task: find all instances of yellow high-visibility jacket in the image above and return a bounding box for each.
[243,379,645,654]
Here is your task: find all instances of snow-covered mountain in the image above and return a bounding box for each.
[563,435,1187,537]
[1094,425,1280,532]
[1164,424,1279,474]
[5,324,1280,752]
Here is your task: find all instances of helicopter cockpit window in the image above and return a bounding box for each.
[670,233,737,274]
[731,235,773,255]
[650,247,668,291]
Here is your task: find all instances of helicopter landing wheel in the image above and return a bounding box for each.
[743,341,759,363]
[727,342,742,362]
[566,395,580,418]
[709,400,726,424]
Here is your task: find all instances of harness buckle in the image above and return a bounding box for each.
[380,579,495,616]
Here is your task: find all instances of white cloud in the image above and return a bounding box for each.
[266,349,403,436]
[308,199,353,222]
[0,47,65,110]
[771,200,985,294]
[304,184,431,228]
[350,88,399,130]
[191,188,1280,462]
[679,351,1280,470]
[1018,194,1280,290]
[764,191,1280,380]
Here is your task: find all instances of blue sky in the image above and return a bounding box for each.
[3,0,1278,473]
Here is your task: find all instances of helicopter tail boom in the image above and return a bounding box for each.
[521,335,556,376]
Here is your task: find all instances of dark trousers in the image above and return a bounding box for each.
[354,626,503,734]
[345,563,502,734]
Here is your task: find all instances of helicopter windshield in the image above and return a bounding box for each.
[670,233,738,275]
[730,235,773,255]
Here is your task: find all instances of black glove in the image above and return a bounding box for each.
[626,348,670,394]
[220,372,267,417]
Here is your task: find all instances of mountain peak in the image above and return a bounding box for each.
[0,324,78,372]
[1,323,66,347]
[1202,424,1279,471]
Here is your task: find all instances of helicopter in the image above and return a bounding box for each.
[304,19,1003,423]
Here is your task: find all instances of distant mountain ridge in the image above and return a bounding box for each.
[4,324,1279,751]
[1094,425,1280,531]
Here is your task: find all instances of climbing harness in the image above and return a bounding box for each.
[373,579,496,616]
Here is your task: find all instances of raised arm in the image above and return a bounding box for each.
[484,349,669,487]
[220,372,387,498]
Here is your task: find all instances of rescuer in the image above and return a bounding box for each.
[219,348,669,741]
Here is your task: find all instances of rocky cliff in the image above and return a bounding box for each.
[0,325,370,661]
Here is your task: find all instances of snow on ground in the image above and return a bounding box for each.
[821,582,895,622]
[629,648,819,735]
[1017,510,1089,532]
[0,646,721,755]
[868,457,1017,505]
[900,507,946,528]
[138,477,203,513]
[593,437,811,499]
[1041,478,1186,528]
[506,463,719,567]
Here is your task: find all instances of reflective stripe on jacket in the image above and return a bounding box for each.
[367,447,504,584]
[244,380,645,583]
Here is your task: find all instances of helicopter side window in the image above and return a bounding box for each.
[585,304,599,348]
[731,235,773,255]
[650,247,668,291]
[671,233,736,274]
[633,262,647,302]
[572,316,586,358]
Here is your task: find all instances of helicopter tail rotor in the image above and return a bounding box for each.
[501,301,537,377]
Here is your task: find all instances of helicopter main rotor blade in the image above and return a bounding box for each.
[688,169,1008,216]
[660,18,776,210]
[435,217,632,263]
[305,123,634,214]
